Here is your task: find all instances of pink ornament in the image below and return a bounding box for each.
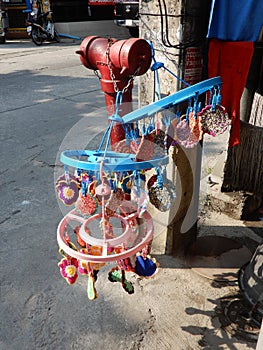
[56,179,79,206]
[58,257,78,284]
[75,192,98,216]
[176,119,190,141]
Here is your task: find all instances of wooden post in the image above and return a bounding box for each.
[165,143,202,255]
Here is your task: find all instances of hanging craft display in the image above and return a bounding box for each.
[55,41,230,301]
[199,104,230,136]
[55,104,164,299]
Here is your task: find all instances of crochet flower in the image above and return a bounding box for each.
[75,192,98,216]
[56,179,79,206]
[58,257,78,284]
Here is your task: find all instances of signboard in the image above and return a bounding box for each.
[184,47,203,86]
[88,0,115,5]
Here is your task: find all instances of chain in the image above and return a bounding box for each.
[106,38,119,93]
[122,64,141,94]
[105,37,141,95]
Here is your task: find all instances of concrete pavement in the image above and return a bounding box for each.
[0,36,262,350]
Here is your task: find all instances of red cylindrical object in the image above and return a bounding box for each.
[76,36,152,146]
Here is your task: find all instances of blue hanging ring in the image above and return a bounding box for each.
[147,40,155,61]
[186,99,192,123]
[151,61,164,71]
[64,165,70,185]
[141,123,147,136]
[115,90,123,119]
[155,167,163,189]
[193,92,199,119]
[211,88,217,112]
[216,86,222,105]
[209,88,213,105]
[108,91,123,123]
[81,179,87,196]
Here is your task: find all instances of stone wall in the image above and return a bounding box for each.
[139,0,211,105]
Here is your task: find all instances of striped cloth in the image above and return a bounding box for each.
[249,92,263,127]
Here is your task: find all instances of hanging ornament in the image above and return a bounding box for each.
[56,66,223,301]
[147,168,176,211]
[131,185,149,218]
[56,171,80,206]
[189,111,203,141]
[175,118,191,142]
[200,104,230,136]
[87,272,98,300]
[148,183,171,212]
[108,267,135,294]
[58,257,79,285]
[75,192,98,217]
[134,254,158,278]
[135,131,155,162]
[121,174,133,195]
[74,225,87,248]
[56,179,80,206]
[105,188,124,217]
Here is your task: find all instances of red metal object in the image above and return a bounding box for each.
[76,36,151,146]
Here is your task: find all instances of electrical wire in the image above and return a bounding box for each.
[140,0,201,49]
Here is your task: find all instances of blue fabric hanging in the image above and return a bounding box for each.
[25,0,32,11]
[207,0,263,42]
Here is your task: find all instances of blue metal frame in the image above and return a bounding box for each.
[60,77,222,172]
[60,150,169,172]
[122,77,222,124]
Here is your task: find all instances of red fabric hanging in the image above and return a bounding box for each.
[208,39,254,146]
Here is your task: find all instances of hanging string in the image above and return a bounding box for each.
[103,121,114,160]
[149,41,190,90]
[193,92,199,118]
[185,98,192,123]
[64,165,70,185]
[153,69,162,102]
[99,91,123,159]
[163,66,190,87]
[97,123,112,152]
[99,161,107,243]
[155,167,163,189]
